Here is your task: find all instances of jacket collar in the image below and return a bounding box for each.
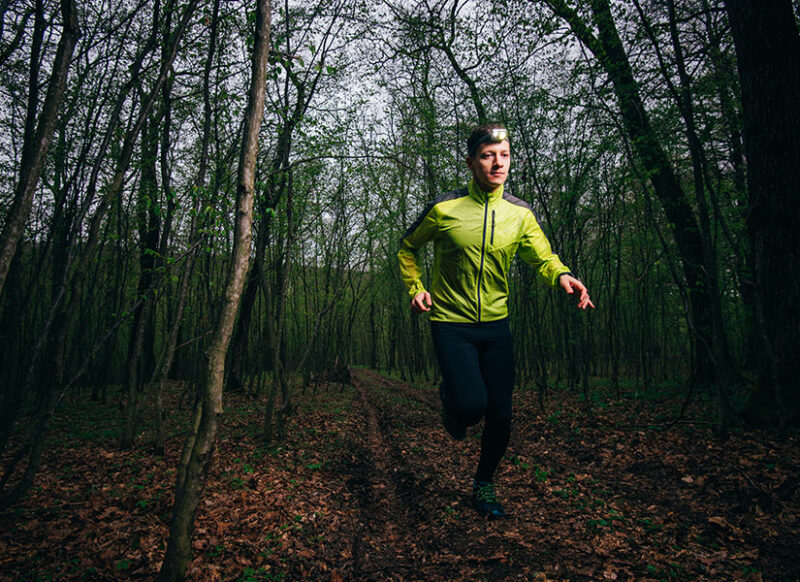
[468,179,504,204]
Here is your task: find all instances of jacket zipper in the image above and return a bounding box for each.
[491,210,495,245]
[477,199,489,322]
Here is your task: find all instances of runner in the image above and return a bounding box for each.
[398,123,594,517]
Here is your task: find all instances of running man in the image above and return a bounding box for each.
[398,123,594,517]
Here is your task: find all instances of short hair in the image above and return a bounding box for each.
[467,123,508,158]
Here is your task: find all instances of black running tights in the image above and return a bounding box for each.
[430,318,514,483]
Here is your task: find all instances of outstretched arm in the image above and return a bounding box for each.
[558,274,595,310]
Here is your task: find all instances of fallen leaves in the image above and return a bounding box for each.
[0,375,798,581]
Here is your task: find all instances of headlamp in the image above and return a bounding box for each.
[469,128,509,157]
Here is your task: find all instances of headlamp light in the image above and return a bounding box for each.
[488,128,508,142]
[469,128,509,157]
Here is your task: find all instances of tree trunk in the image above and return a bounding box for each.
[157,1,271,579]
[0,0,79,298]
[227,263,261,393]
[725,0,800,427]
[121,114,162,450]
[152,0,221,454]
[228,47,316,393]
[274,173,294,441]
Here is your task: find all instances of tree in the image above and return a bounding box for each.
[158,0,271,578]
[0,0,79,298]
[725,0,800,427]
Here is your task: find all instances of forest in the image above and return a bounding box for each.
[1,0,799,580]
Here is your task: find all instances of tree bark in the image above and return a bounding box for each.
[725,0,800,427]
[121,113,162,450]
[152,0,222,455]
[0,0,79,298]
[157,1,271,579]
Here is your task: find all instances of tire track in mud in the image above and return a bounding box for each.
[342,368,458,580]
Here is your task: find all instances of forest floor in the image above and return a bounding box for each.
[1,368,799,581]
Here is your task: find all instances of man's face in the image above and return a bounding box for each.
[467,140,510,192]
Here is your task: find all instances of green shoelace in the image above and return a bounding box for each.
[474,482,498,503]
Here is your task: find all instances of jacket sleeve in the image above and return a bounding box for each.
[517,210,571,288]
[398,205,438,298]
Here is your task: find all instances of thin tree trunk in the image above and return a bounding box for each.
[121,113,162,450]
[274,173,294,441]
[158,1,271,578]
[152,0,221,454]
[228,40,319,392]
[0,0,79,298]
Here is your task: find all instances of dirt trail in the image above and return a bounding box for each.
[342,368,451,579]
[340,368,538,581]
[355,368,439,410]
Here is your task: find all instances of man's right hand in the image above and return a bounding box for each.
[410,291,432,314]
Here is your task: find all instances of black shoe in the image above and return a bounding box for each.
[440,383,466,440]
[472,480,506,518]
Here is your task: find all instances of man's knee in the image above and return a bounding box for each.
[452,395,487,426]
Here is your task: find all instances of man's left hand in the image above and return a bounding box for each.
[559,274,595,310]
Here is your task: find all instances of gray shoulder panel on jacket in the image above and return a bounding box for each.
[502,191,539,222]
[400,187,468,241]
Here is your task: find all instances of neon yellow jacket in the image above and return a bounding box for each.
[398,180,571,323]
